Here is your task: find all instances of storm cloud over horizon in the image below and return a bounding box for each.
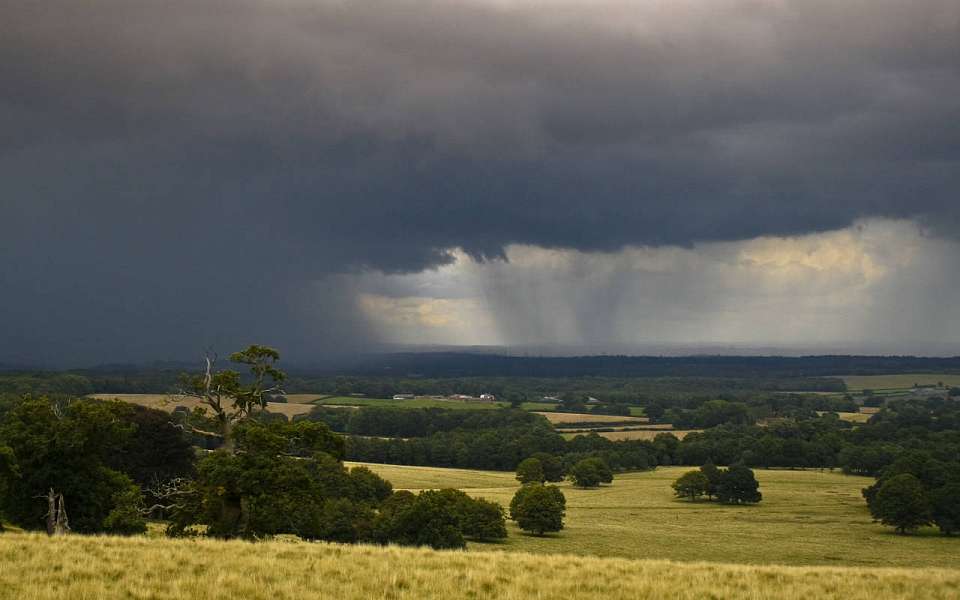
[2,0,960,365]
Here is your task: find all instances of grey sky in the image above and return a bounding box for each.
[2,1,959,365]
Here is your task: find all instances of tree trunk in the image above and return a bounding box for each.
[221,418,235,454]
[45,489,56,535]
[55,493,70,535]
[45,488,70,535]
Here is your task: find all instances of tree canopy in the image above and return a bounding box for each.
[510,484,565,536]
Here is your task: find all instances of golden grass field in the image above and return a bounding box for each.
[3,533,959,600]
[840,373,960,392]
[4,532,960,600]
[533,411,648,424]
[89,394,318,418]
[561,429,701,441]
[348,463,960,568]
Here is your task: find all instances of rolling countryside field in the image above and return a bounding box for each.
[533,411,648,425]
[88,393,319,418]
[4,533,959,600]
[840,374,960,393]
[349,463,960,568]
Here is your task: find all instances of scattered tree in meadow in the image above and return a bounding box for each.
[568,457,613,488]
[516,457,545,484]
[371,488,505,548]
[530,452,566,482]
[700,462,723,500]
[426,489,507,542]
[930,483,960,536]
[374,489,465,549]
[510,484,565,536]
[716,464,762,505]
[672,470,709,501]
[460,497,508,541]
[671,464,762,505]
[871,474,931,534]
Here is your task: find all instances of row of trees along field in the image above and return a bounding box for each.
[0,347,563,548]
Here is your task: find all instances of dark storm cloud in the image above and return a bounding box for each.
[1,0,959,363]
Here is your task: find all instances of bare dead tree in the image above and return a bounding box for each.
[140,477,195,519]
[174,345,286,451]
[41,488,70,535]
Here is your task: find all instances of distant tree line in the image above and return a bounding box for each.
[299,406,544,438]
[344,424,657,473]
[298,353,960,380]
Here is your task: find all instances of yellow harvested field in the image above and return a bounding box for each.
[817,411,873,423]
[88,393,315,418]
[533,411,648,424]
[562,429,701,441]
[2,532,959,600]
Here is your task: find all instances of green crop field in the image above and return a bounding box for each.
[841,374,960,392]
[4,533,958,600]
[315,396,508,410]
[348,463,959,568]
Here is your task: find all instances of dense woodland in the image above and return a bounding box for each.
[7,352,960,398]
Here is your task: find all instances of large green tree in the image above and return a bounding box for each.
[510,484,565,536]
[872,474,931,534]
[716,464,762,504]
[179,345,286,448]
[516,457,545,484]
[0,397,145,534]
[530,452,566,482]
[166,419,353,539]
[930,482,960,536]
[672,470,709,501]
[567,457,613,488]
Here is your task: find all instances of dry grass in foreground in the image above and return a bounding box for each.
[1,533,959,600]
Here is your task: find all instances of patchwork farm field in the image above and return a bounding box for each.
[561,429,701,440]
[3,533,959,600]
[533,411,648,425]
[350,463,960,568]
[817,410,873,423]
[840,374,960,392]
[88,393,318,418]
